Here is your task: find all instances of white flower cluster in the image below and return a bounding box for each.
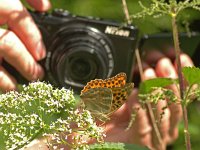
[0,81,103,149]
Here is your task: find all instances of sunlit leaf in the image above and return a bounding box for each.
[182,67,200,85]
[139,78,175,94]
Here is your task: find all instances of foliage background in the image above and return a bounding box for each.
[21,0,200,149]
[49,0,200,34]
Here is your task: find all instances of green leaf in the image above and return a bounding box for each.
[89,142,149,150]
[182,67,200,85]
[139,78,175,94]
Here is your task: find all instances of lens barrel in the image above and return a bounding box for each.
[46,25,115,91]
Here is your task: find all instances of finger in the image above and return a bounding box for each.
[144,50,165,67]
[0,29,44,81]
[144,68,171,144]
[156,58,178,79]
[154,100,171,144]
[134,61,150,74]
[23,139,49,150]
[143,67,156,80]
[162,47,176,61]
[155,58,182,141]
[0,0,46,60]
[26,0,51,12]
[0,66,17,92]
[128,90,153,148]
[174,53,194,69]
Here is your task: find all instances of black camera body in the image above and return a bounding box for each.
[29,9,138,93]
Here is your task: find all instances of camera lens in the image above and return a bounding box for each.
[71,58,93,80]
[58,46,107,84]
[45,25,115,92]
[69,57,96,81]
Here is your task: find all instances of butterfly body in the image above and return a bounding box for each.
[80,73,134,116]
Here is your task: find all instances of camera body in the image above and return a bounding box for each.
[29,9,138,93]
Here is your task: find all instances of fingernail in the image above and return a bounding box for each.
[36,42,46,60]
[0,70,17,92]
[180,54,193,67]
[158,58,177,78]
[143,68,156,80]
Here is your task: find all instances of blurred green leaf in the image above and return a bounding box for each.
[139,78,175,94]
[89,142,149,150]
[182,67,200,85]
[173,101,200,150]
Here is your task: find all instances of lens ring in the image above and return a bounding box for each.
[56,46,108,86]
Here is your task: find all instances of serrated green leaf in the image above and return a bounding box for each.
[139,78,175,94]
[182,67,200,85]
[89,142,149,150]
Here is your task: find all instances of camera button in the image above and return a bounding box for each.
[53,9,70,17]
[87,16,94,20]
[95,17,101,20]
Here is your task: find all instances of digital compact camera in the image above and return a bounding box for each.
[6,9,138,93]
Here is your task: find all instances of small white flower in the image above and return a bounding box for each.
[53,146,57,149]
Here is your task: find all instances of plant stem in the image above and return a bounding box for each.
[121,0,131,24]
[136,49,165,150]
[171,14,191,150]
[121,0,164,149]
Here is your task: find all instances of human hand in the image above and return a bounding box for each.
[0,0,51,92]
[103,50,193,149]
[21,49,194,150]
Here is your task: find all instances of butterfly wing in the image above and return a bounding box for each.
[80,87,113,114]
[80,72,133,118]
[110,83,134,112]
[103,72,127,88]
[81,79,104,94]
[81,72,127,94]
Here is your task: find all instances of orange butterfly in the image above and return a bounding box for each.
[80,73,134,116]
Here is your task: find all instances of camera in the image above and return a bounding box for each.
[3,9,138,94]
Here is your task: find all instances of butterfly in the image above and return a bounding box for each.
[80,72,134,117]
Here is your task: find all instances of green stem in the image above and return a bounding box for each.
[171,14,191,150]
[184,84,194,106]
[121,0,164,149]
